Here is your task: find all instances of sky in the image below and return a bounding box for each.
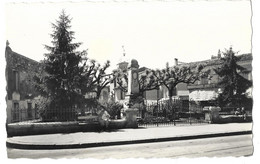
[4,0,252,73]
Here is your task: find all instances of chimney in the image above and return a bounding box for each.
[174,58,178,66]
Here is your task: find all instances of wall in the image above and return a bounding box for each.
[5,44,40,123]
[144,89,160,100]
[6,99,38,123]
[6,46,40,100]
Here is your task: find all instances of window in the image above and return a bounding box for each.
[120,90,125,100]
[35,104,38,118]
[13,102,19,121]
[13,70,19,91]
[27,103,32,119]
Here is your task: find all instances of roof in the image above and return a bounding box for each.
[173,53,252,69]
[5,45,40,71]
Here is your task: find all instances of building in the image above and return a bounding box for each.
[5,41,41,123]
[187,54,252,104]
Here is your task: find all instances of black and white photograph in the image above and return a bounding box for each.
[1,0,260,161]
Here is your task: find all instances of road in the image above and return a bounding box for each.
[7,134,253,159]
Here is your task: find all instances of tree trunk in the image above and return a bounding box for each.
[169,88,176,126]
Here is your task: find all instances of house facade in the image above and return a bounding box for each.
[5,41,41,123]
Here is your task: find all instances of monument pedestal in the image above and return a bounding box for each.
[125,108,138,128]
[122,59,140,128]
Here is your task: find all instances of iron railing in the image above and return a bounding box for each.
[136,99,208,127]
[11,108,40,123]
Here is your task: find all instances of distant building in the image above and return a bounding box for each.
[5,41,41,123]
[110,52,129,104]
[186,52,252,111]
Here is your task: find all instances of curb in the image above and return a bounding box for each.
[6,130,252,150]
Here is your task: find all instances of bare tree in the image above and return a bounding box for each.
[152,62,211,125]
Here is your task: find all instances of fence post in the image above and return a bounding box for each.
[173,99,176,126]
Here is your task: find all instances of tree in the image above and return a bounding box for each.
[139,69,161,94]
[214,47,252,108]
[35,10,90,120]
[91,60,112,99]
[152,62,210,125]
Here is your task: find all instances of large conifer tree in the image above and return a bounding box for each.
[39,10,88,119]
[215,47,252,107]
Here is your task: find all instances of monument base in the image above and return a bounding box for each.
[125,108,138,128]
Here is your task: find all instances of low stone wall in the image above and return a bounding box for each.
[217,115,252,124]
[6,119,132,137]
[6,110,139,137]
[6,122,100,137]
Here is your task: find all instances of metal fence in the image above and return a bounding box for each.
[137,99,208,127]
[11,108,39,123]
[11,107,79,123]
[40,108,78,122]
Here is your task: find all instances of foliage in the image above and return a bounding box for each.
[214,47,252,107]
[102,101,123,119]
[35,96,53,121]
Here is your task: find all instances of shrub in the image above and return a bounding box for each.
[102,101,123,119]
